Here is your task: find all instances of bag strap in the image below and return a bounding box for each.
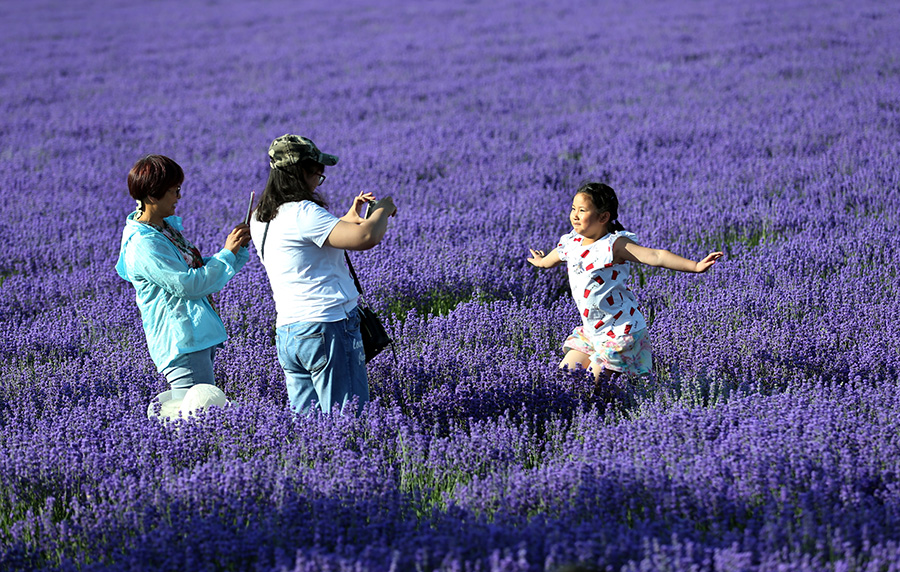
[260,222,270,261]
[345,250,395,360]
[344,251,365,296]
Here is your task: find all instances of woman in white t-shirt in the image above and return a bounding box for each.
[249,134,396,415]
[527,182,722,395]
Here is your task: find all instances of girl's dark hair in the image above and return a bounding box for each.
[576,182,625,233]
[128,155,184,201]
[255,160,327,223]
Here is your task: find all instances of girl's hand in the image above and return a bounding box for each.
[695,251,724,273]
[343,192,376,223]
[225,223,251,254]
[528,248,561,268]
[527,249,546,266]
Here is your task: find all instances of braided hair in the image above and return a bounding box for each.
[576,182,625,233]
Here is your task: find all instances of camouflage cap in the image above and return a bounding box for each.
[268,134,339,170]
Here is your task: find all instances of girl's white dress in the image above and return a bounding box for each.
[556,230,652,375]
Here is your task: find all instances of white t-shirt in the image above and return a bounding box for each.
[556,230,647,339]
[250,201,358,326]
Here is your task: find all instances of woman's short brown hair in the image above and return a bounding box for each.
[127,155,184,201]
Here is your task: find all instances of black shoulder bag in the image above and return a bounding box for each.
[344,252,394,363]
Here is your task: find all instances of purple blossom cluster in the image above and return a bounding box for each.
[2,0,900,570]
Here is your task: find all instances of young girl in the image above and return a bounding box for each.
[528,182,722,385]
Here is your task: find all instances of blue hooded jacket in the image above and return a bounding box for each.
[115,213,249,371]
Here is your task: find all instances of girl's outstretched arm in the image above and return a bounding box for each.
[614,237,722,273]
[527,248,562,268]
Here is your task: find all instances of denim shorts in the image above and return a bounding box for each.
[275,306,368,415]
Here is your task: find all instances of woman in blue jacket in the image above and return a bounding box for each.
[116,155,250,397]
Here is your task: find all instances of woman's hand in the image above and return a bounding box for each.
[342,192,376,224]
[369,196,397,218]
[325,196,398,251]
[225,224,251,255]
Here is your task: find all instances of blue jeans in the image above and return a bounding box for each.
[276,307,368,415]
[161,345,219,400]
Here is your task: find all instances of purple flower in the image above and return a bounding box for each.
[2,0,900,569]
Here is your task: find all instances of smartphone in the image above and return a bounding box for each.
[243,191,255,225]
[363,201,371,219]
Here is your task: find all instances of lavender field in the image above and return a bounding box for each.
[2,0,900,570]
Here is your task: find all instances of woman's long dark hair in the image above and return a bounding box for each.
[254,161,327,223]
[577,181,625,233]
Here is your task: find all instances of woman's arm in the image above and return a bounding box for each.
[129,234,240,300]
[325,196,397,251]
[614,236,722,273]
[527,248,562,269]
[202,224,251,271]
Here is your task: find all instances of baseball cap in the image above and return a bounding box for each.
[268,134,339,170]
